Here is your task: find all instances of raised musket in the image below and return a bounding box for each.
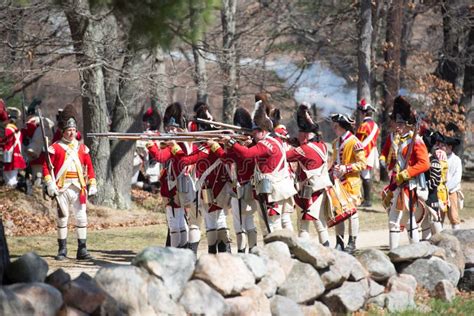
[195,118,252,133]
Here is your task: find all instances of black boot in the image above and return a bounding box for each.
[217,241,231,253]
[208,244,217,254]
[361,179,372,207]
[76,239,92,260]
[55,239,67,261]
[322,240,330,247]
[335,235,345,251]
[188,242,199,255]
[237,248,246,253]
[345,236,357,254]
[165,229,171,247]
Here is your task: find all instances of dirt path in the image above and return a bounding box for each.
[47,217,474,279]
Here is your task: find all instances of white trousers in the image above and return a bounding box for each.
[388,206,419,249]
[187,198,202,244]
[204,208,229,246]
[165,205,188,247]
[56,185,87,240]
[231,197,258,250]
[296,206,329,245]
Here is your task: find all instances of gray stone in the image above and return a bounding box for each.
[401,256,460,291]
[257,276,278,298]
[238,253,268,281]
[301,301,331,316]
[368,278,385,298]
[387,274,417,298]
[322,280,369,313]
[61,306,89,316]
[388,241,440,263]
[356,248,396,282]
[433,279,456,302]
[385,291,416,313]
[263,241,294,276]
[366,293,387,308]
[270,295,304,316]
[450,229,474,268]
[193,253,255,296]
[63,272,107,314]
[132,246,195,300]
[45,268,71,291]
[225,286,271,315]
[95,265,184,315]
[458,267,474,291]
[277,261,325,303]
[0,287,34,315]
[8,282,63,316]
[431,233,465,276]
[264,229,299,248]
[179,280,227,316]
[291,238,335,270]
[4,252,48,283]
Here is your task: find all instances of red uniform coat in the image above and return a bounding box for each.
[178,143,230,212]
[287,141,326,218]
[223,146,255,185]
[356,117,380,162]
[231,135,285,174]
[2,123,26,171]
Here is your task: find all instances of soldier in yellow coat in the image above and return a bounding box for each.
[330,114,367,253]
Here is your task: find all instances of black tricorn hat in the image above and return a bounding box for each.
[252,100,273,131]
[163,102,187,129]
[58,104,77,130]
[444,136,461,147]
[297,102,319,133]
[233,107,253,130]
[392,96,416,125]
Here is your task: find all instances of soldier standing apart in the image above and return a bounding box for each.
[387,97,430,249]
[330,113,367,253]
[355,99,380,207]
[287,104,332,245]
[43,105,97,260]
[444,136,463,229]
[2,107,26,188]
[225,101,297,234]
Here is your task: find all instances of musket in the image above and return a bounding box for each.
[87,132,249,142]
[195,118,252,133]
[38,109,66,218]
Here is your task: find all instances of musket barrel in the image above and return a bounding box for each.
[195,118,252,133]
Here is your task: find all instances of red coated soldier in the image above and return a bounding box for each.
[225,101,297,234]
[387,96,430,249]
[287,103,332,246]
[43,104,97,260]
[355,99,380,207]
[2,107,26,187]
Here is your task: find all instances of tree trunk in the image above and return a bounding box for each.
[151,46,169,112]
[436,0,469,88]
[109,49,153,209]
[0,218,10,285]
[189,1,208,104]
[381,0,403,181]
[63,0,116,206]
[221,0,238,123]
[460,23,474,159]
[357,0,372,126]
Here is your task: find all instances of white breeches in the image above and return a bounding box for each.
[165,205,188,247]
[296,206,329,245]
[335,213,359,237]
[388,205,420,249]
[3,170,18,187]
[281,198,294,231]
[56,185,87,240]
[204,208,229,246]
[187,200,202,243]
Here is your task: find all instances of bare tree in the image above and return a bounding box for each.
[357,0,372,111]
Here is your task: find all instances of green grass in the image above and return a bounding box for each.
[387,297,474,315]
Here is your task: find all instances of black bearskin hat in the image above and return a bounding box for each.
[297,102,319,133]
[392,96,416,125]
[163,102,186,129]
[58,104,77,130]
[233,107,253,130]
[195,104,214,131]
[27,98,42,116]
[252,100,273,131]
